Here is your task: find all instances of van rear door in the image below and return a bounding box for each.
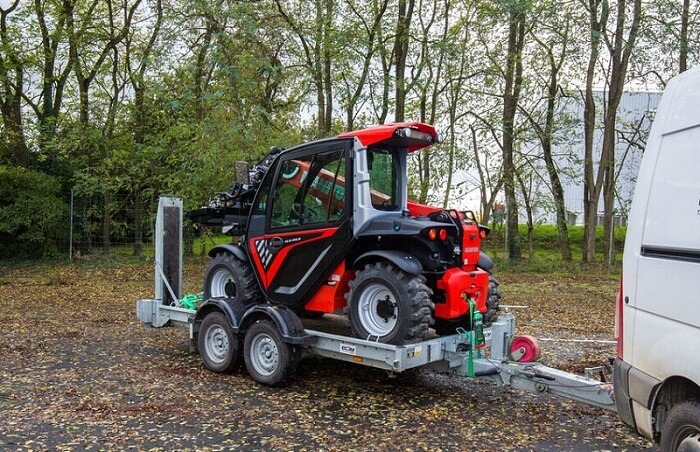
[632,72,700,382]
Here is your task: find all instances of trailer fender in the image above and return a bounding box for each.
[208,243,248,262]
[240,305,314,345]
[353,250,423,276]
[192,298,249,338]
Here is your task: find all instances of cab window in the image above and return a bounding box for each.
[368,148,398,211]
[270,149,346,229]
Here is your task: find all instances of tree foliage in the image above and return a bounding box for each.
[0,0,696,261]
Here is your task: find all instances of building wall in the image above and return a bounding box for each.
[527,91,662,226]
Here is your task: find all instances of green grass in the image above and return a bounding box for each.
[1,225,622,277]
[482,224,624,274]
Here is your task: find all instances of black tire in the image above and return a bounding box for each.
[484,275,501,324]
[660,399,700,452]
[203,253,260,301]
[347,262,434,345]
[198,312,239,373]
[243,320,297,386]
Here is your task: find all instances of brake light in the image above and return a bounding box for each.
[478,225,490,239]
[439,229,448,241]
[615,275,624,358]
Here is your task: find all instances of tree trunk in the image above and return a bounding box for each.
[602,0,642,266]
[322,0,333,135]
[516,172,534,260]
[133,189,143,256]
[393,0,414,122]
[680,0,690,73]
[0,95,30,167]
[582,0,608,263]
[502,5,526,263]
[102,191,111,254]
[541,60,572,262]
[0,2,29,166]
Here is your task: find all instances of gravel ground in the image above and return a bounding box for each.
[0,259,655,451]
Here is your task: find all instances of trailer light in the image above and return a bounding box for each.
[428,228,437,240]
[439,229,448,241]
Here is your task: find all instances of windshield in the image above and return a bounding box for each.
[368,148,398,211]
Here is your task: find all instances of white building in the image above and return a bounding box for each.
[525,90,662,226]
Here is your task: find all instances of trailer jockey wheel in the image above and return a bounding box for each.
[509,335,541,362]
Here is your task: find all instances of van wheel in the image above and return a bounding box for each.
[347,262,433,344]
[660,399,700,452]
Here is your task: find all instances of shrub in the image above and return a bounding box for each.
[0,166,68,257]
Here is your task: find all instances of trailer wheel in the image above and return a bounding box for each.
[198,312,239,373]
[484,276,501,324]
[347,262,434,344]
[203,253,259,301]
[243,320,296,386]
[660,399,700,452]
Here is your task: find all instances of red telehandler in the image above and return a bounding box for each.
[189,122,500,346]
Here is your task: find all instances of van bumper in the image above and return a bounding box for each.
[614,358,661,440]
[614,358,638,430]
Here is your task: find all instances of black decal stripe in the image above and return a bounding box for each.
[641,246,700,263]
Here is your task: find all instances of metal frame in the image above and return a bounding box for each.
[137,197,189,328]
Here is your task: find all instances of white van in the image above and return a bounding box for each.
[615,65,700,450]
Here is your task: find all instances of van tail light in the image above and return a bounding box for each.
[614,275,624,358]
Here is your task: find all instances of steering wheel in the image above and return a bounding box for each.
[291,203,320,224]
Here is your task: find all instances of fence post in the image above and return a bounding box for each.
[69,189,74,261]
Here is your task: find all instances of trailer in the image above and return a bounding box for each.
[136,198,616,411]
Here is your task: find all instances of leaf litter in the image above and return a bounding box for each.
[0,260,653,450]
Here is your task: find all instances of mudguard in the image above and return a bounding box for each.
[208,243,248,262]
[240,304,314,345]
[477,251,494,272]
[192,298,250,333]
[353,250,423,276]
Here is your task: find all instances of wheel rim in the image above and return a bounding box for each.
[204,324,229,364]
[210,267,237,298]
[250,333,279,376]
[677,431,700,452]
[357,283,398,337]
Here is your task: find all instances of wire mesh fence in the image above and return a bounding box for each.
[69,191,158,259]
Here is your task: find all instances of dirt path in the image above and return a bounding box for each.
[0,261,654,450]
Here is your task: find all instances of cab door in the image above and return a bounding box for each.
[247,139,354,308]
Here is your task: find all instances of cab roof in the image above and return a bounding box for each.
[337,122,438,152]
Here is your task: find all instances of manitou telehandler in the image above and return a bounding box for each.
[189,122,500,346]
